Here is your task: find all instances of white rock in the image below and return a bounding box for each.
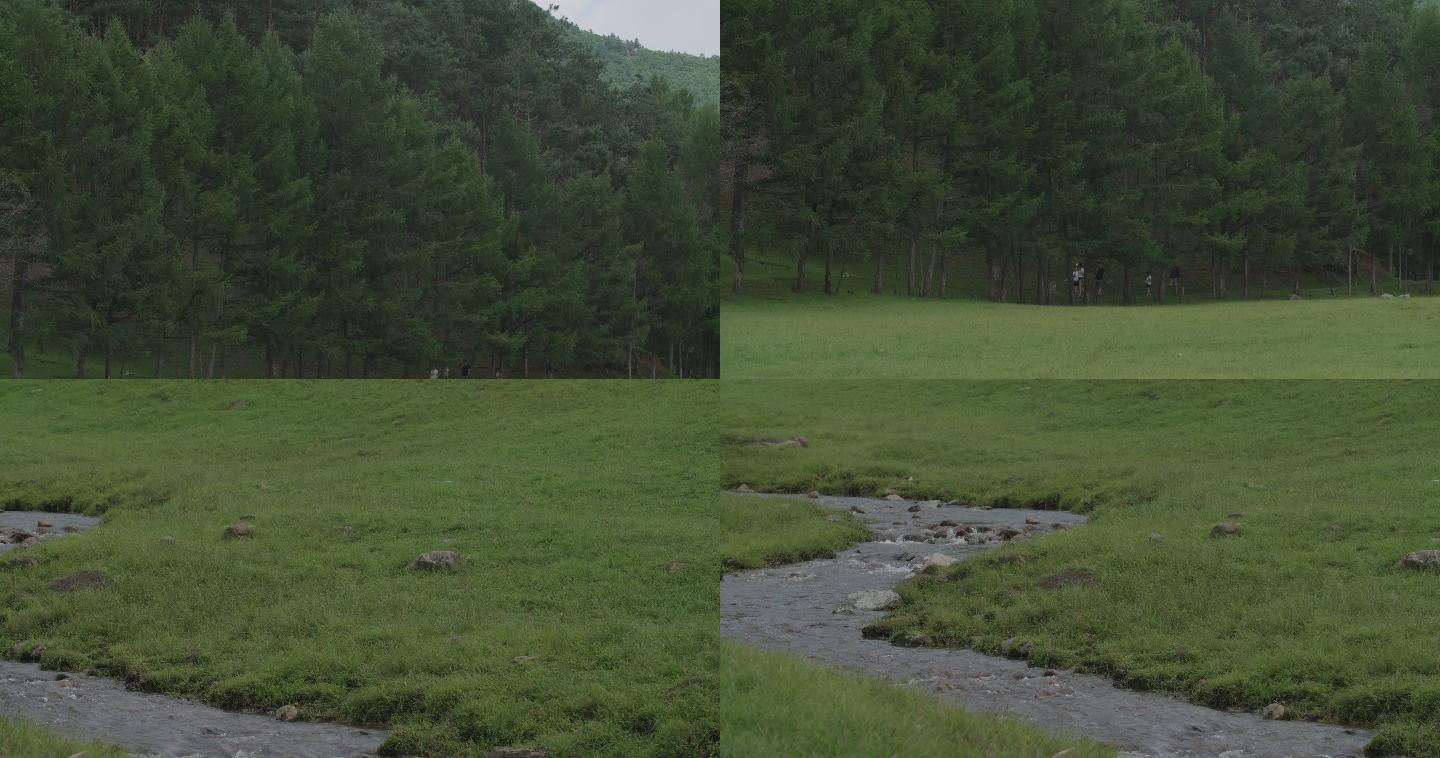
[922,553,957,569]
[847,589,901,611]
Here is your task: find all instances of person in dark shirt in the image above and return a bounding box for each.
[1169,266,1182,296]
[461,362,471,379]
[1094,264,1106,299]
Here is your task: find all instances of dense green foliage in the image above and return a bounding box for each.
[0,0,718,379]
[0,381,718,756]
[721,643,1114,757]
[721,380,1440,755]
[562,23,719,107]
[723,0,1440,305]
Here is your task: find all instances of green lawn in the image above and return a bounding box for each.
[720,380,1440,755]
[0,716,128,758]
[0,381,717,757]
[720,493,868,570]
[721,290,1440,379]
[722,643,1114,758]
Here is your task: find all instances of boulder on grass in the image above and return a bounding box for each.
[1397,550,1440,571]
[410,550,465,571]
[1211,523,1240,537]
[223,524,254,540]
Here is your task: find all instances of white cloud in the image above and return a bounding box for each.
[533,0,719,57]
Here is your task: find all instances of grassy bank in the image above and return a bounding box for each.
[721,643,1113,757]
[720,493,868,570]
[0,381,717,757]
[0,717,128,757]
[720,295,1440,378]
[720,380,1440,755]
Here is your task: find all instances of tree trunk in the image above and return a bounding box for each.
[729,160,746,294]
[104,343,112,379]
[1242,256,1249,299]
[872,246,884,295]
[1371,253,1377,295]
[906,234,917,296]
[793,250,807,293]
[1035,255,1045,304]
[924,245,938,297]
[987,249,1003,302]
[76,346,87,379]
[1123,266,1133,305]
[1015,252,1026,304]
[7,256,26,378]
[939,254,948,298]
[155,337,165,379]
[823,246,835,294]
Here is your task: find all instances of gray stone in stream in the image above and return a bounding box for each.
[276,704,301,721]
[885,494,904,501]
[736,484,752,492]
[35,520,52,528]
[410,550,464,570]
[847,589,901,611]
[1397,550,1440,570]
[923,554,957,570]
[1211,522,1240,537]
[1262,703,1286,720]
[807,491,820,498]
[488,748,548,758]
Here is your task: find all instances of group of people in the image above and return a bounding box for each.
[428,363,474,380]
[1070,262,1184,301]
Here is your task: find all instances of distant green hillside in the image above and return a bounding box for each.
[562,22,719,107]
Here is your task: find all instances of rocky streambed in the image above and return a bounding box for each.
[721,493,1374,757]
[0,509,389,757]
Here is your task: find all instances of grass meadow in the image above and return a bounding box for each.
[721,643,1114,758]
[0,716,128,757]
[721,295,1440,379]
[0,381,717,757]
[719,493,867,570]
[720,380,1440,755]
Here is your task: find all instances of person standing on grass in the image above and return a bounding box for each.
[1077,263,1086,301]
[1071,264,1082,301]
[1145,271,1154,299]
[1095,263,1106,299]
[1169,265,1182,296]
[461,361,471,378]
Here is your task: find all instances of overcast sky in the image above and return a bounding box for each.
[532,0,719,57]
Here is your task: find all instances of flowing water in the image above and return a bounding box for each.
[721,493,1374,757]
[0,510,389,757]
